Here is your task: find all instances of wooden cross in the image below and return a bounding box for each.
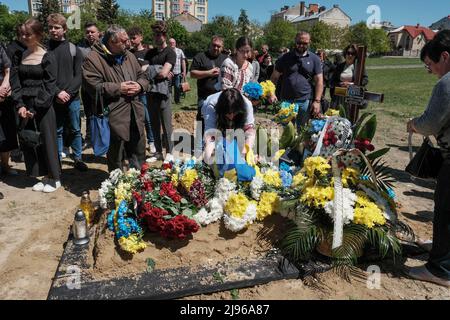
[334,46,384,124]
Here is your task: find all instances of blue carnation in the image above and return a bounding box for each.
[107,210,115,231]
[243,82,263,100]
[280,162,292,173]
[310,119,326,133]
[280,170,293,188]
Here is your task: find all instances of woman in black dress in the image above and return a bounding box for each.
[10,19,60,193]
[0,45,18,176]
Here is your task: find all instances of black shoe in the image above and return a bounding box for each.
[0,192,4,200]
[74,159,88,172]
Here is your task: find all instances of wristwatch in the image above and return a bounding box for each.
[314,99,321,103]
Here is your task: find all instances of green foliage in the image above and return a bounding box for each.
[366,148,390,161]
[167,19,189,46]
[38,0,61,31]
[369,28,392,55]
[263,19,296,53]
[237,9,251,37]
[367,226,401,260]
[97,0,119,25]
[202,15,237,51]
[355,113,377,141]
[184,31,210,57]
[346,22,370,48]
[0,4,29,43]
[361,158,396,193]
[309,21,332,50]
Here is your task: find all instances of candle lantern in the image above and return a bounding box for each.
[73,209,90,246]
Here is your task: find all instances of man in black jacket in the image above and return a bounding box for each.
[47,14,87,171]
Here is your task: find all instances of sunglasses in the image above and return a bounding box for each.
[296,41,309,46]
[346,51,356,56]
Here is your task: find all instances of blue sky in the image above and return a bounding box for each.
[2,0,449,27]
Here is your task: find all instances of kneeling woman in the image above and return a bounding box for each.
[202,88,256,179]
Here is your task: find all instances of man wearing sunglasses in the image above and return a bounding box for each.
[270,31,324,128]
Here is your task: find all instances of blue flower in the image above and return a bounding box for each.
[107,210,115,231]
[243,82,263,100]
[280,162,292,173]
[310,119,326,133]
[280,170,293,188]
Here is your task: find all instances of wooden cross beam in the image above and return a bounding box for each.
[334,46,384,124]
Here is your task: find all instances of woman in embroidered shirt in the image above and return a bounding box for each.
[218,37,254,93]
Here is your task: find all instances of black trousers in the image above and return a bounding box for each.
[107,112,145,172]
[426,158,450,280]
[147,93,173,153]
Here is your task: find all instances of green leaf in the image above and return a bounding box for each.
[339,105,347,119]
[366,148,390,161]
[146,258,156,273]
[180,198,188,205]
[230,289,240,300]
[356,114,377,141]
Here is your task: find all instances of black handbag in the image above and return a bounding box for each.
[406,133,443,180]
[18,118,42,149]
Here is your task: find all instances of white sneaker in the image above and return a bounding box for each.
[60,152,67,159]
[165,153,174,162]
[43,180,61,193]
[149,143,156,154]
[32,182,45,192]
[146,157,158,163]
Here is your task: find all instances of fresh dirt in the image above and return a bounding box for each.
[0,111,448,300]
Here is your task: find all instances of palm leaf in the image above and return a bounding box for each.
[331,224,368,266]
[353,112,374,139]
[366,148,391,161]
[361,158,396,192]
[367,225,402,262]
[280,225,319,262]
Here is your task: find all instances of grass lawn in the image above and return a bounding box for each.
[366,57,422,66]
[366,68,436,119]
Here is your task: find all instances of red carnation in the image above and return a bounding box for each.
[132,191,143,205]
[143,180,154,192]
[163,162,173,170]
[141,163,150,175]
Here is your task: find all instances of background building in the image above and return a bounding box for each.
[430,15,450,31]
[271,2,351,28]
[389,24,436,57]
[152,0,208,24]
[28,0,98,16]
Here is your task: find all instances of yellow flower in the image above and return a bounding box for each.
[325,109,340,117]
[245,145,257,167]
[171,173,179,187]
[353,192,386,228]
[261,80,276,98]
[114,182,132,207]
[118,235,147,254]
[292,172,307,188]
[273,149,286,162]
[301,186,334,208]
[342,167,360,188]
[302,156,331,178]
[181,169,198,190]
[257,192,280,221]
[224,193,252,219]
[263,169,282,188]
[224,169,238,182]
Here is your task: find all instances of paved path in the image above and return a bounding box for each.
[367,65,423,70]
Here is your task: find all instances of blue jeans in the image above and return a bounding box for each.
[140,94,154,144]
[172,74,183,103]
[56,99,82,161]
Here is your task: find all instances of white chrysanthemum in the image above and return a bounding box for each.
[359,185,396,221]
[194,198,224,226]
[250,176,264,200]
[324,188,357,225]
[224,202,258,232]
[109,169,123,185]
[126,168,140,178]
[98,179,113,209]
[215,178,236,204]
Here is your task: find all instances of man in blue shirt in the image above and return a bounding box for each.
[270,31,323,127]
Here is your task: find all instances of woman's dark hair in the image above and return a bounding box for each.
[23,18,44,42]
[235,36,253,50]
[421,30,450,63]
[215,88,247,132]
[343,44,358,57]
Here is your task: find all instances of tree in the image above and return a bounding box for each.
[0,4,29,44]
[346,22,370,48]
[368,28,392,55]
[38,0,61,31]
[263,19,296,54]
[184,31,210,57]
[167,19,189,46]
[237,9,251,37]
[309,21,332,50]
[97,0,119,25]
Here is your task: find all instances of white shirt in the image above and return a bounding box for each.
[173,47,186,75]
[202,91,255,134]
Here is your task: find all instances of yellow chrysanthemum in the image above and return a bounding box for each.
[292,172,307,188]
[224,193,252,219]
[118,235,147,254]
[301,186,334,208]
[342,167,360,188]
[114,182,132,207]
[302,156,331,178]
[263,169,282,188]
[257,192,280,221]
[325,109,340,117]
[181,169,198,190]
[261,80,276,98]
[353,192,386,228]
